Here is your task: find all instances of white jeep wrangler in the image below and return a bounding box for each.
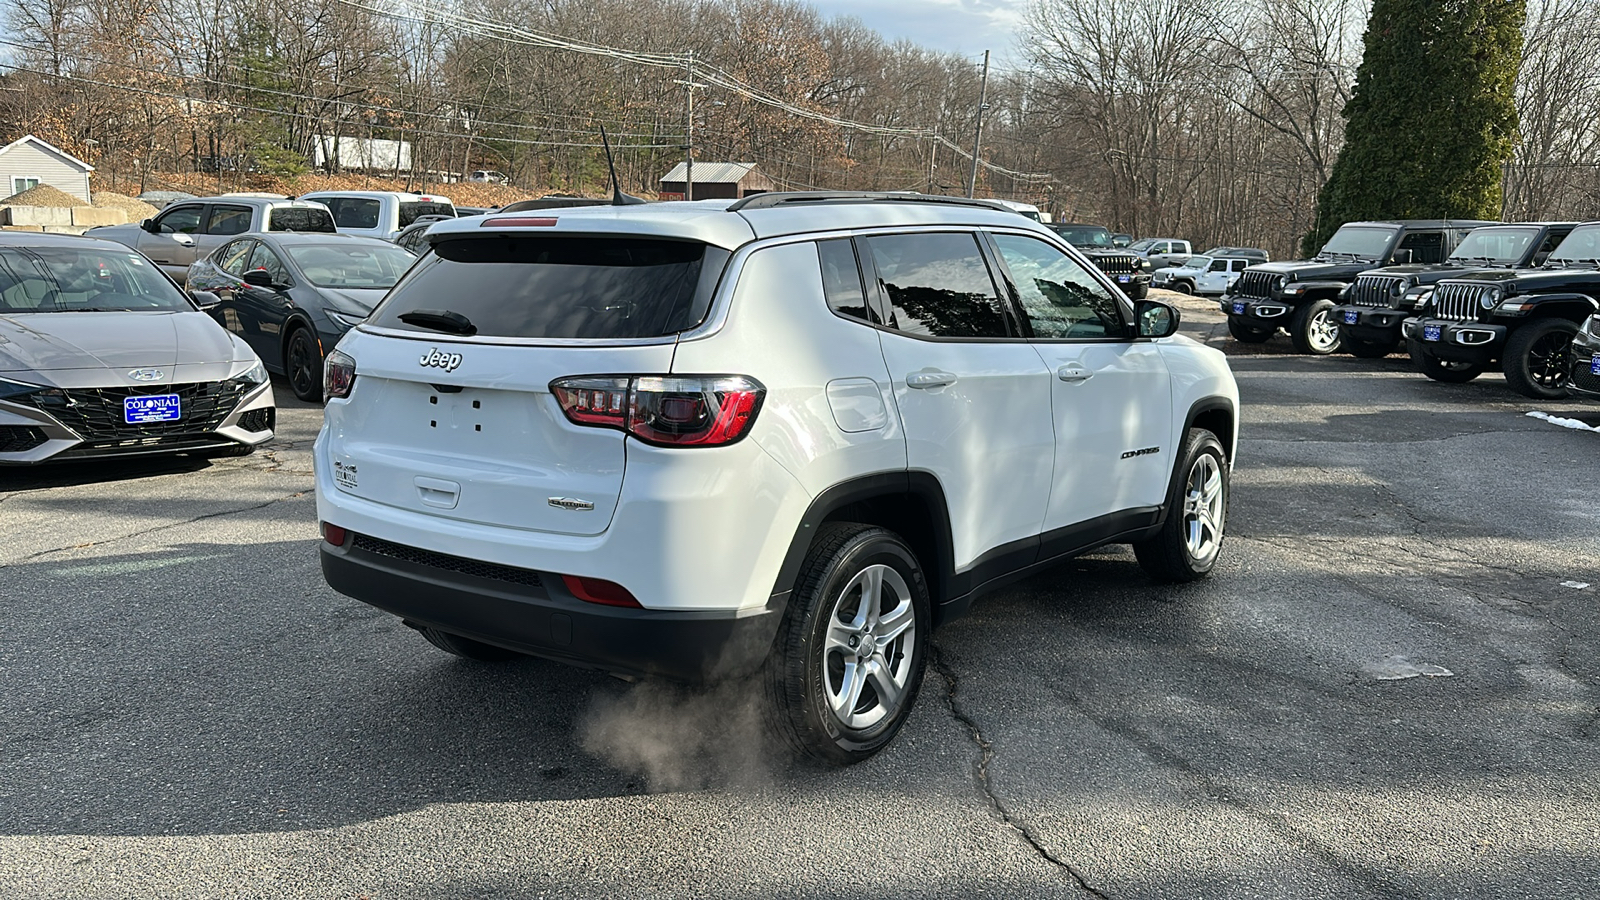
[314,192,1239,764]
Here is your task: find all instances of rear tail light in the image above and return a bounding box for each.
[550,375,765,447]
[561,575,642,608]
[324,349,356,401]
[321,522,348,546]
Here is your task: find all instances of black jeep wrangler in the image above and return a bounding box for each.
[1404,221,1600,399]
[1224,219,1494,354]
[1333,222,1576,358]
[1049,223,1152,299]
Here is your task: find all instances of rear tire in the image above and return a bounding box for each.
[765,523,930,766]
[1133,428,1228,582]
[1409,339,1484,383]
[419,627,524,661]
[1346,337,1398,358]
[1227,317,1272,343]
[1502,317,1578,399]
[1290,299,1341,354]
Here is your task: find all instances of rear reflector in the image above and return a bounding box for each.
[482,216,558,228]
[561,575,642,608]
[321,522,348,546]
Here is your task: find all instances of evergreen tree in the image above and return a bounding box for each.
[1302,0,1524,255]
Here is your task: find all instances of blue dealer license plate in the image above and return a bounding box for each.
[1117,275,1131,284]
[1231,302,1246,315]
[1422,324,1442,342]
[125,394,181,424]
[1343,310,1359,325]
[1591,354,1600,375]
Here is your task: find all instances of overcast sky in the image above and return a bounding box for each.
[806,0,1029,59]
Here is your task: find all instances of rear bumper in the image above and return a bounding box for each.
[1333,304,1409,342]
[320,533,783,681]
[1402,318,1505,364]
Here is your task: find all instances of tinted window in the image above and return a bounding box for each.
[1051,225,1114,249]
[0,246,192,312]
[991,233,1126,340]
[1207,258,1229,272]
[323,198,381,230]
[269,206,336,233]
[395,226,426,254]
[207,205,251,235]
[399,202,456,227]
[156,205,203,234]
[1549,224,1600,264]
[368,237,728,339]
[1398,231,1445,264]
[248,244,289,285]
[863,233,1007,339]
[817,238,876,324]
[285,243,416,289]
[217,239,256,275]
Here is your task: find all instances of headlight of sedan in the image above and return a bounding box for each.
[227,361,268,387]
[0,377,46,400]
[325,309,366,330]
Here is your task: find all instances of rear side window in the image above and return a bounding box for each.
[862,232,1008,338]
[1399,231,1445,263]
[368,237,729,339]
[323,198,381,230]
[817,238,878,324]
[207,205,251,235]
[269,207,336,233]
[399,202,456,227]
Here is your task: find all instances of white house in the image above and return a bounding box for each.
[0,135,94,202]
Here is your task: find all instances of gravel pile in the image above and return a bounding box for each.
[0,184,84,207]
[91,191,159,220]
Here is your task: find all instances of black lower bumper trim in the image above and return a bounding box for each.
[320,538,785,682]
[1403,319,1504,364]
[1333,305,1408,341]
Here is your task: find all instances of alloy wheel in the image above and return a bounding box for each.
[1307,309,1340,353]
[287,331,320,400]
[821,564,917,732]
[1183,453,1226,564]
[1528,331,1573,389]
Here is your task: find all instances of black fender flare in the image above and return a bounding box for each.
[1509,293,1600,322]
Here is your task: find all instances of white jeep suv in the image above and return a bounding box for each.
[314,192,1239,764]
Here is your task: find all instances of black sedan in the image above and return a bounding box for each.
[186,233,417,401]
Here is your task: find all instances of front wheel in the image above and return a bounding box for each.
[285,327,323,403]
[1173,280,1194,295]
[1128,283,1150,300]
[765,523,930,766]
[1133,428,1228,582]
[1291,299,1341,354]
[1227,317,1272,343]
[1502,318,1578,399]
[1409,339,1484,383]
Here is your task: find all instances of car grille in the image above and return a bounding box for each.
[14,381,251,441]
[351,532,545,588]
[1233,270,1278,299]
[1350,275,1405,308]
[0,425,47,453]
[1571,352,1600,395]
[1432,283,1495,321]
[1093,255,1140,275]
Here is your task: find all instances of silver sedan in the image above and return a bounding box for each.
[0,232,275,464]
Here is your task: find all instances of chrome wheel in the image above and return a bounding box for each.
[1183,453,1225,564]
[1307,309,1340,353]
[821,563,916,731]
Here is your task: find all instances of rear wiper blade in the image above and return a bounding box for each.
[399,309,477,335]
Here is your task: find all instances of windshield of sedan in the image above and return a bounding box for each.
[0,245,192,313]
[1445,227,1537,265]
[1317,226,1397,261]
[1051,226,1114,249]
[1546,225,1600,265]
[285,243,419,289]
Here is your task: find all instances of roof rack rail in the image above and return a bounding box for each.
[728,191,1012,213]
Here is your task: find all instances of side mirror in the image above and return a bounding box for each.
[242,269,276,289]
[140,218,159,234]
[1135,300,1180,338]
[1392,249,1414,264]
[189,289,222,310]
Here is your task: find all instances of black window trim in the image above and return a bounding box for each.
[815,236,883,328]
[854,228,1028,344]
[979,228,1140,344]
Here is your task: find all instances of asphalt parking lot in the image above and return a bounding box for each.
[2,295,1597,899]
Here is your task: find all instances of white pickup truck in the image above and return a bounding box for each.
[295,191,456,242]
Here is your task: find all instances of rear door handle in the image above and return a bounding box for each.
[1056,364,1094,383]
[906,371,958,389]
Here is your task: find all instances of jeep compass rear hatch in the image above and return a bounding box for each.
[328,235,729,535]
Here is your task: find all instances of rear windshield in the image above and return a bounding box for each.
[368,236,729,339]
[399,202,456,228]
[0,245,192,313]
[268,206,336,233]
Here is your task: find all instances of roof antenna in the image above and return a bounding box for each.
[601,126,646,206]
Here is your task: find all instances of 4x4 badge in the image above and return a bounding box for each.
[420,348,463,372]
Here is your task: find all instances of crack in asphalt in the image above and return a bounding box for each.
[930,645,1113,900]
[0,490,309,569]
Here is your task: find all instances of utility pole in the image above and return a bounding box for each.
[966,50,991,199]
[684,51,695,201]
[927,133,938,194]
